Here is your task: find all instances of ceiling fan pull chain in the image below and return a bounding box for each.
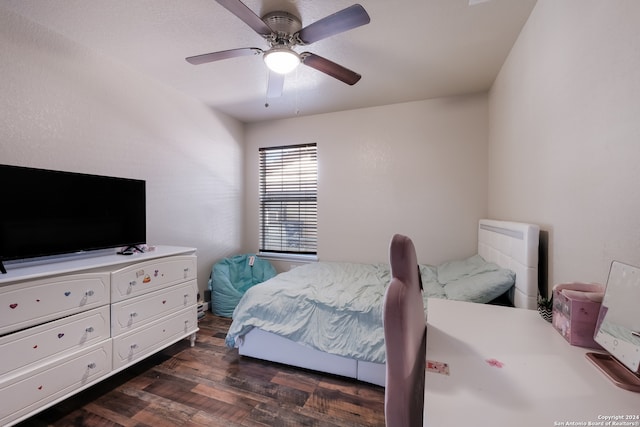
[294,67,300,116]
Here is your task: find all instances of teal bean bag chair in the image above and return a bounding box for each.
[209,254,277,317]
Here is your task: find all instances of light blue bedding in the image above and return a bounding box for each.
[226,255,514,364]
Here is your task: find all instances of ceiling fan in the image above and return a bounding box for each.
[186,0,371,99]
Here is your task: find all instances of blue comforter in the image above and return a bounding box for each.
[226,255,514,364]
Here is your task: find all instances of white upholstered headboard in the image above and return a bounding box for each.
[477,219,540,310]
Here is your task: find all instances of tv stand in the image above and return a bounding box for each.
[0,246,198,426]
[0,260,5,275]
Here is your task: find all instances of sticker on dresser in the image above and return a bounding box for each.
[0,305,110,378]
[0,272,110,336]
[0,340,112,426]
[110,255,196,302]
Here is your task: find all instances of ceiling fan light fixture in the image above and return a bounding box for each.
[264,47,300,74]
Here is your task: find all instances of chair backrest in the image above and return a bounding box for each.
[383,234,426,427]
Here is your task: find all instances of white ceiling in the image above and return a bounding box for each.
[4,0,537,123]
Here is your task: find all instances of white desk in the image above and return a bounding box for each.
[424,299,639,427]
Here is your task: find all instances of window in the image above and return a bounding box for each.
[259,143,317,256]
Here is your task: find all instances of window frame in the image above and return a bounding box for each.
[258,143,318,259]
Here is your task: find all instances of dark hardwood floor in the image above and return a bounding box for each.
[16,313,385,427]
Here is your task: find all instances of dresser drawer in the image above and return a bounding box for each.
[112,305,197,370]
[0,340,112,427]
[111,280,197,337]
[0,273,110,336]
[0,306,110,378]
[111,255,196,302]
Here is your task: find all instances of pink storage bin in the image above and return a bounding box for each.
[552,282,604,349]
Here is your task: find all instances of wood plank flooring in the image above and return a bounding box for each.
[16,313,385,427]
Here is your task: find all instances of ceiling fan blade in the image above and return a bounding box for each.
[186,48,262,65]
[266,71,285,98]
[215,0,273,37]
[301,52,361,85]
[296,4,370,45]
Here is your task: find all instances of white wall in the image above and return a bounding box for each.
[244,95,489,266]
[0,8,245,295]
[489,0,640,291]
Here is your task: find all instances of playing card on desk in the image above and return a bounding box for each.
[426,360,450,375]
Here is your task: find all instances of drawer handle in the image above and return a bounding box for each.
[85,327,94,333]
[130,343,138,350]
[85,290,95,297]
[130,312,138,318]
[87,362,96,369]
[129,280,137,286]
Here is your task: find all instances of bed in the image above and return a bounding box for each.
[225,219,540,386]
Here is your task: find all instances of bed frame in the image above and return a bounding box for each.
[237,219,540,387]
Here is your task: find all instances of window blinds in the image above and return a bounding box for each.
[259,143,318,255]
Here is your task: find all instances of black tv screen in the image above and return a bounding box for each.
[0,164,146,269]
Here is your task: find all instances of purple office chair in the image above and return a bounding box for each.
[383,234,426,427]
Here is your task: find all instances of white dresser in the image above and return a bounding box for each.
[0,246,198,427]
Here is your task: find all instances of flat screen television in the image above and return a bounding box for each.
[0,164,146,273]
